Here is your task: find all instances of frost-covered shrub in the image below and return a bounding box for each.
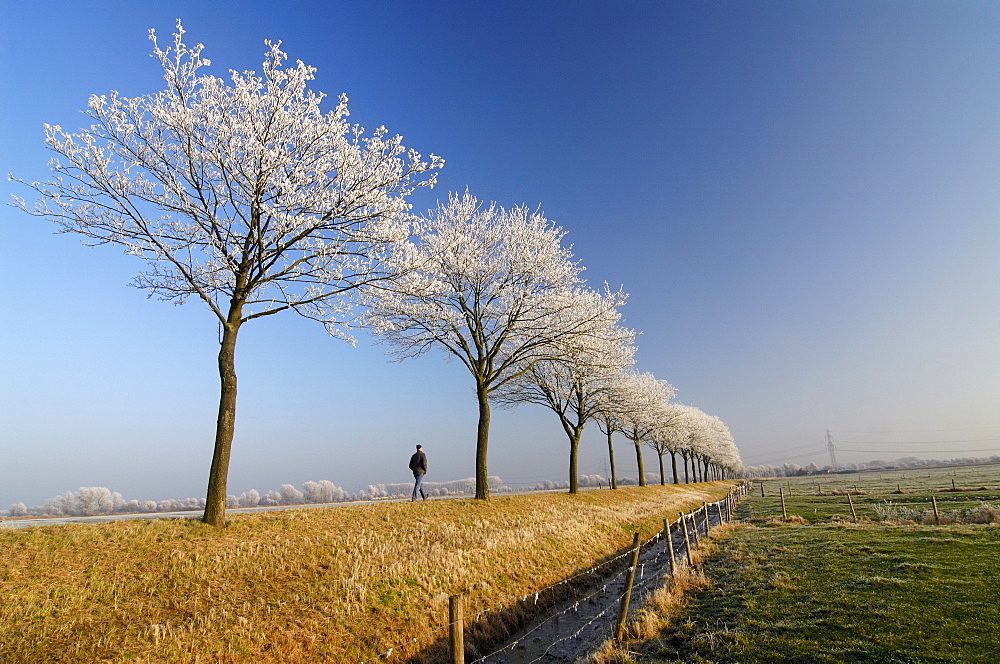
[8,502,27,517]
[239,489,261,507]
[877,500,1000,525]
[77,487,123,515]
[33,487,128,516]
[938,503,1000,525]
[873,500,921,523]
[279,484,304,505]
[366,484,388,499]
[155,497,203,512]
[971,503,1000,524]
[579,474,608,488]
[42,491,75,516]
[302,480,347,503]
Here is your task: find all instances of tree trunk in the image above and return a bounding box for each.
[683,452,690,483]
[633,437,646,487]
[475,383,491,500]
[568,431,581,494]
[203,314,242,527]
[670,450,679,484]
[658,453,665,485]
[607,429,617,489]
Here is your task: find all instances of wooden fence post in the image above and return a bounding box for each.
[761,483,765,498]
[716,500,725,526]
[689,511,700,547]
[449,594,464,664]
[614,533,642,641]
[663,518,675,577]
[932,495,940,524]
[779,487,788,519]
[680,511,693,566]
[848,493,857,521]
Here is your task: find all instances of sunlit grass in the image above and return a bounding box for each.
[0,483,731,663]
[643,523,1000,662]
[609,465,1000,663]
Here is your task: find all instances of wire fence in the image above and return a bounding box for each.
[359,481,752,663]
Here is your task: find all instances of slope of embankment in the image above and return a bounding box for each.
[1,483,733,663]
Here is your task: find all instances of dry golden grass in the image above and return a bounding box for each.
[0,483,732,663]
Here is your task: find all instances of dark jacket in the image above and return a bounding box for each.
[409,451,427,474]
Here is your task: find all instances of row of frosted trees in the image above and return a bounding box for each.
[13,22,741,525]
[362,191,744,497]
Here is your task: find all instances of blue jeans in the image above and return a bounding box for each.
[412,472,426,501]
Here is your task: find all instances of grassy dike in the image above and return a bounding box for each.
[1,483,732,663]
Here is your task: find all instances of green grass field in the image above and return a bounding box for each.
[621,464,1000,663]
[754,464,1000,526]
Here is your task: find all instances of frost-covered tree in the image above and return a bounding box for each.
[496,287,633,493]
[42,492,75,516]
[712,418,744,479]
[593,373,634,489]
[10,22,442,526]
[279,484,305,505]
[302,479,347,503]
[608,372,676,487]
[665,407,740,481]
[365,191,613,499]
[365,484,389,499]
[702,414,738,479]
[238,489,261,507]
[262,490,283,506]
[645,403,692,485]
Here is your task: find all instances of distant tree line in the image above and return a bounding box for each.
[4,479,500,517]
[743,454,1000,478]
[6,472,684,518]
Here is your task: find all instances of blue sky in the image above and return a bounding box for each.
[2,1,998,508]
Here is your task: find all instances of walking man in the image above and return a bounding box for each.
[409,444,427,501]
